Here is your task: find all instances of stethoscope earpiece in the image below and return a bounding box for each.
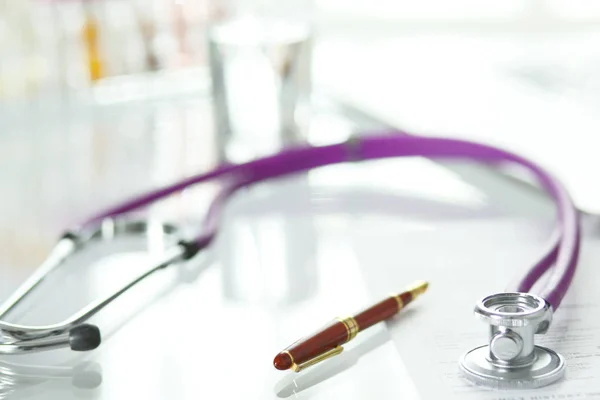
[69,324,102,352]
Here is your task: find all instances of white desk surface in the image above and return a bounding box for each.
[0,38,587,399]
[315,30,600,214]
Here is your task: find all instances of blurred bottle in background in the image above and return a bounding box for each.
[81,2,105,82]
[0,0,45,101]
[208,0,314,163]
[0,0,213,104]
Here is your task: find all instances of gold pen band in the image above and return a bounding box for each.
[391,294,404,312]
[291,346,344,372]
[337,316,359,342]
[391,280,429,312]
[290,318,358,373]
[283,350,296,370]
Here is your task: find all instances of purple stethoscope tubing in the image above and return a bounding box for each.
[82,133,580,311]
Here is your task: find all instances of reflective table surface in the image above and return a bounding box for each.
[0,73,565,399]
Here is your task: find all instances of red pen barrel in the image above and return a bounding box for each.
[355,290,414,330]
[273,320,348,370]
[274,281,428,371]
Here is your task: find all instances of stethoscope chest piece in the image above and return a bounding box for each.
[459,293,565,389]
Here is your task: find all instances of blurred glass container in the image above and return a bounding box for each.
[207,0,314,163]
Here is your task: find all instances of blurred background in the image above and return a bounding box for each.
[3,0,600,292]
[0,1,599,397]
[2,0,600,294]
[3,0,600,102]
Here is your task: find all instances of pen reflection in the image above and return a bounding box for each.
[273,310,418,398]
[273,330,389,398]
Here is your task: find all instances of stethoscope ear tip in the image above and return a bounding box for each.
[69,324,102,352]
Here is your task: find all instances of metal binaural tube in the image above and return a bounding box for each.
[0,237,78,320]
[0,243,185,344]
[0,333,71,355]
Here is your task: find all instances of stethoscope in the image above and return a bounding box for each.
[0,133,580,390]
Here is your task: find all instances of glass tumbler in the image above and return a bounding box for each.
[207,0,313,163]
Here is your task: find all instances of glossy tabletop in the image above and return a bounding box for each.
[0,59,568,400]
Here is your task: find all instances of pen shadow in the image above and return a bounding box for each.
[273,308,417,398]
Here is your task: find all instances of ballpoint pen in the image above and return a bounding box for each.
[273,280,429,372]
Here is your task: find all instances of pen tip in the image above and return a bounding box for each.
[273,352,293,370]
[407,280,428,298]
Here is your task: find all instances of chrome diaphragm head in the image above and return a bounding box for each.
[460,292,565,389]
